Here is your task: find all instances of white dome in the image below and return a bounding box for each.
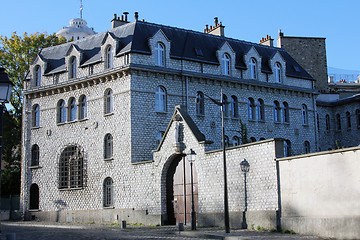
[57,18,96,41]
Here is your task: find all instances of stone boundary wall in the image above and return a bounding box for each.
[277,146,360,239]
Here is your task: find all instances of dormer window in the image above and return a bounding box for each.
[222,54,230,75]
[106,46,113,69]
[34,65,41,87]
[70,57,77,79]
[155,42,165,66]
[249,58,257,79]
[274,62,281,83]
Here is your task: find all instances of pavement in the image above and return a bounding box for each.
[0,221,330,240]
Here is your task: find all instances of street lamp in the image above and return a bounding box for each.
[0,68,14,223]
[197,90,230,233]
[240,159,250,229]
[186,149,196,230]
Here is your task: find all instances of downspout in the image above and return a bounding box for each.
[312,80,319,152]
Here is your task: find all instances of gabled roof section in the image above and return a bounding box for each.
[35,20,313,80]
[65,44,83,57]
[154,105,211,152]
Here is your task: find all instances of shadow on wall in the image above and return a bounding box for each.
[54,199,67,222]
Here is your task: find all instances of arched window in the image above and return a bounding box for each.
[32,104,40,127]
[248,98,256,120]
[155,131,164,146]
[346,111,351,129]
[304,141,310,154]
[229,95,238,118]
[356,109,360,128]
[79,95,87,120]
[196,91,205,115]
[274,101,281,122]
[31,144,39,166]
[155,42,165,66]
[336,113,341,130]
[257,99,265,121]
[222,54,230,75]
[249,58,257,79]
[155,86,166,112]
[274,62,281,83]
[70,57,77,79]
[250,137,256,142]
[57,100,66,123]
[232,136,240,147]
[34,65,41,86]
[284,140,291,157]
[59,145,84,189]
[325,114,330,131]
[104,89,113,114]
[68,98,76,121]
[106,46,113,69]
[223,135,230,148]
[282,102,289,123]
[222,94,229,117]
[302,104,308,125]
[29,184,39,210]
[103,177,114,207]
[104,133,113,159]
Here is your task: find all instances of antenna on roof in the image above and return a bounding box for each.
[80,0,83,19]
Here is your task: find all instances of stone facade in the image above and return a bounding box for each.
[21,15,319,227]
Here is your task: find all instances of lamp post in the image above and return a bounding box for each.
[186,149,196,230]
[0,68,14,222]
[240,159,250,229]
[197,89,230,233]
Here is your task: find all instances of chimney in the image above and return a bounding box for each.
[111,12,130,29]
[259,35,274,47]
[134,12,139,21]
[204,17,225,37]
[328,76,334,83]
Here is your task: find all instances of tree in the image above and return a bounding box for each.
[237,119,249,145]
[0,32,66,195]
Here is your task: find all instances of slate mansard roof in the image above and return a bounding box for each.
[37,20,313,80]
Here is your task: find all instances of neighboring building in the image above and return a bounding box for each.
[56,18,96,41]
[21,13,319,227]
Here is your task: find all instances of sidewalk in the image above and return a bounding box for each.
[0,221,328,240]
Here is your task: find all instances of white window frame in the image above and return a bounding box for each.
[32,104,40,127]
[222,54,230,75]
[249,58,257,79]
[35,66,41,86]
[105,89,113,114]
[106,46,113,69]
[155,86,166,112]
[103,177,114,207]
[155,42,165,66]
[302,104,308,125]
[274,62,281,83]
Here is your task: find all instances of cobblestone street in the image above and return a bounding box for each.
[0,222,329,240]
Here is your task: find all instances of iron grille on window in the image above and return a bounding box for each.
[59,146,84,189]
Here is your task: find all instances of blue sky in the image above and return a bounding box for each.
[1,0,359,72]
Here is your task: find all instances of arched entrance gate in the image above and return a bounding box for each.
[163,154,198,225]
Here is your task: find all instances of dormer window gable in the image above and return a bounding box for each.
[269,51,286,83]
[101,32,119,65]
[65,44,84,65]
[216,41,235,76]
[149,29,171,67]
[30,54,47,87]
[244,46,262,80]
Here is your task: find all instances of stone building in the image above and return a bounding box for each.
[21,13,319,226]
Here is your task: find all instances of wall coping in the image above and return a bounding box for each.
[276,145,360,162]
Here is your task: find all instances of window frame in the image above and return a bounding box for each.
[232,136,240,147]
[105,45,113,69]
[222,53,230,76]
[248,98,256,120]
[155,42,165,66]
[31,144,40,166]
[304,141,310,154]
[103,177,114,208]
[57,100,66,124]
[222,94,229,117]
[70,57,77,79]
[32,104,40,127]
[68,98,76,122]
[274,62,281,83]
[282,102,290,123]
[58,145,84,189]
[257,99,265,121]
[104,89,113,114]
[302,104,308,125]
[79,95,87,120]
[196,91,205,115]
[104,133,113,159]
[274,101,281,122]
[155,86,167,112]
[249,58,257,79]
[229,95,238,118]
[284,140,291,157]
[34,65,41,86]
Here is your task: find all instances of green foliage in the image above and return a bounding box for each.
[0,32,66,195]
[256,225,266,231]
[237,119,249,144]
